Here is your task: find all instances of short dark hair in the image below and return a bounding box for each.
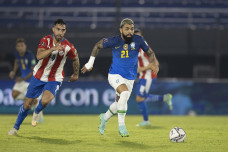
[120,18,134,28]
[54,19,66,26]
[16,38,26,44]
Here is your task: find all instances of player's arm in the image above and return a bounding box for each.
[137,63,154,73]
[9,59,19,79]
[145,48,159,74]
[36,44,64,60]
[69,55,80,82]
[81,39,103,74]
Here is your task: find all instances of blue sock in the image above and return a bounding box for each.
[137,100,148,121]
[35,100,46,114]
[145,94,164,102]
[14,105,29,130]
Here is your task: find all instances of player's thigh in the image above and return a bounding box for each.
[124,78,135,94]
[26,76,45,98]
[42,81,61,102]
[108,73,134,95]
[108,74,127,94]
[41,90,55,104]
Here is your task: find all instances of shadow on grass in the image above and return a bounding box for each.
[17,135,81,145]
[116,141,151,149]
[116,141,168,150]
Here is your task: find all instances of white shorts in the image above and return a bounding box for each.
[108,74,135,96]
[13,81,29,94]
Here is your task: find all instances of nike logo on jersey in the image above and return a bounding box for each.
[115,46,121,49]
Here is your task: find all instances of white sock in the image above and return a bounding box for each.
[117,91,130,126]
[118,112,126,126]
[104,101,117,121]
[118,103,128,126]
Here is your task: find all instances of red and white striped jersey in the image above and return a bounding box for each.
[33,35,78,82]
[138,48,157,79]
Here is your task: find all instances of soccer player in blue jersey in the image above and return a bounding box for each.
[9,38,36,101]
[8,38,44,130]
[134,29,173,127]
[81,18,159,137]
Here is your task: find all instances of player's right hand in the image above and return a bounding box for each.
[81,65,93,74]
[9,71,15,79]
[51,44,64,52]
[69,74,79,82]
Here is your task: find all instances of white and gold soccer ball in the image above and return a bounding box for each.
[169,127,186,142]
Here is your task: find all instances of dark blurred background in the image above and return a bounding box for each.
[0,0,228,79]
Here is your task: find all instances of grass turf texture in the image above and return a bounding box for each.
[1,115,228,152]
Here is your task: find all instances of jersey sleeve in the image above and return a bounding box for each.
[140,37,149,52]
[38,37,48,49]
[103,37,116,48]
[67,45,78,60]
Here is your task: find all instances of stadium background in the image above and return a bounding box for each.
[0,0,228,115]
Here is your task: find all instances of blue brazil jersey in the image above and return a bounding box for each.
[103,34,149,80]
[14,50,36,82]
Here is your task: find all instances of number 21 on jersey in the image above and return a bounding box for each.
[121,50,129,58]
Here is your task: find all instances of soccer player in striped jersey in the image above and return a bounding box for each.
[8,19,80,135]
[134,29,173,127]
[81,18,159,137]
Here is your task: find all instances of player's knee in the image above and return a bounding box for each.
[115,95,120,102]
[41,97,54,106]
[24,99,34,109]
[120,91,131,101]
[11,91,18,99]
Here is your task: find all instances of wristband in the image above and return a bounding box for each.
[85,56,95,69]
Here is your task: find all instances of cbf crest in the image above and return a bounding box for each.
[123,44,128,50]
[130,42,135,50]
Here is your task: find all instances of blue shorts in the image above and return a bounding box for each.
[136,78,156,98]
[26,76,61,98]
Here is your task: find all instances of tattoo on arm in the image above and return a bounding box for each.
[91,39,103,57]
[73,55,80,76]
[145,48,156,63]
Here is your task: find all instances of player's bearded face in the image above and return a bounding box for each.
[121,24,134,44]
[53,24,66,42]
[122,33,133,44]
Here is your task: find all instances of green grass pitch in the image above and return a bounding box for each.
[0,115,228,152]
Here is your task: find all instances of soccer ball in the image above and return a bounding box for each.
[169,127,186,142]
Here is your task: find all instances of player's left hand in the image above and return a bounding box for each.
[150,64,159,75]
[15,77,23,82]
[69,74,79,82]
